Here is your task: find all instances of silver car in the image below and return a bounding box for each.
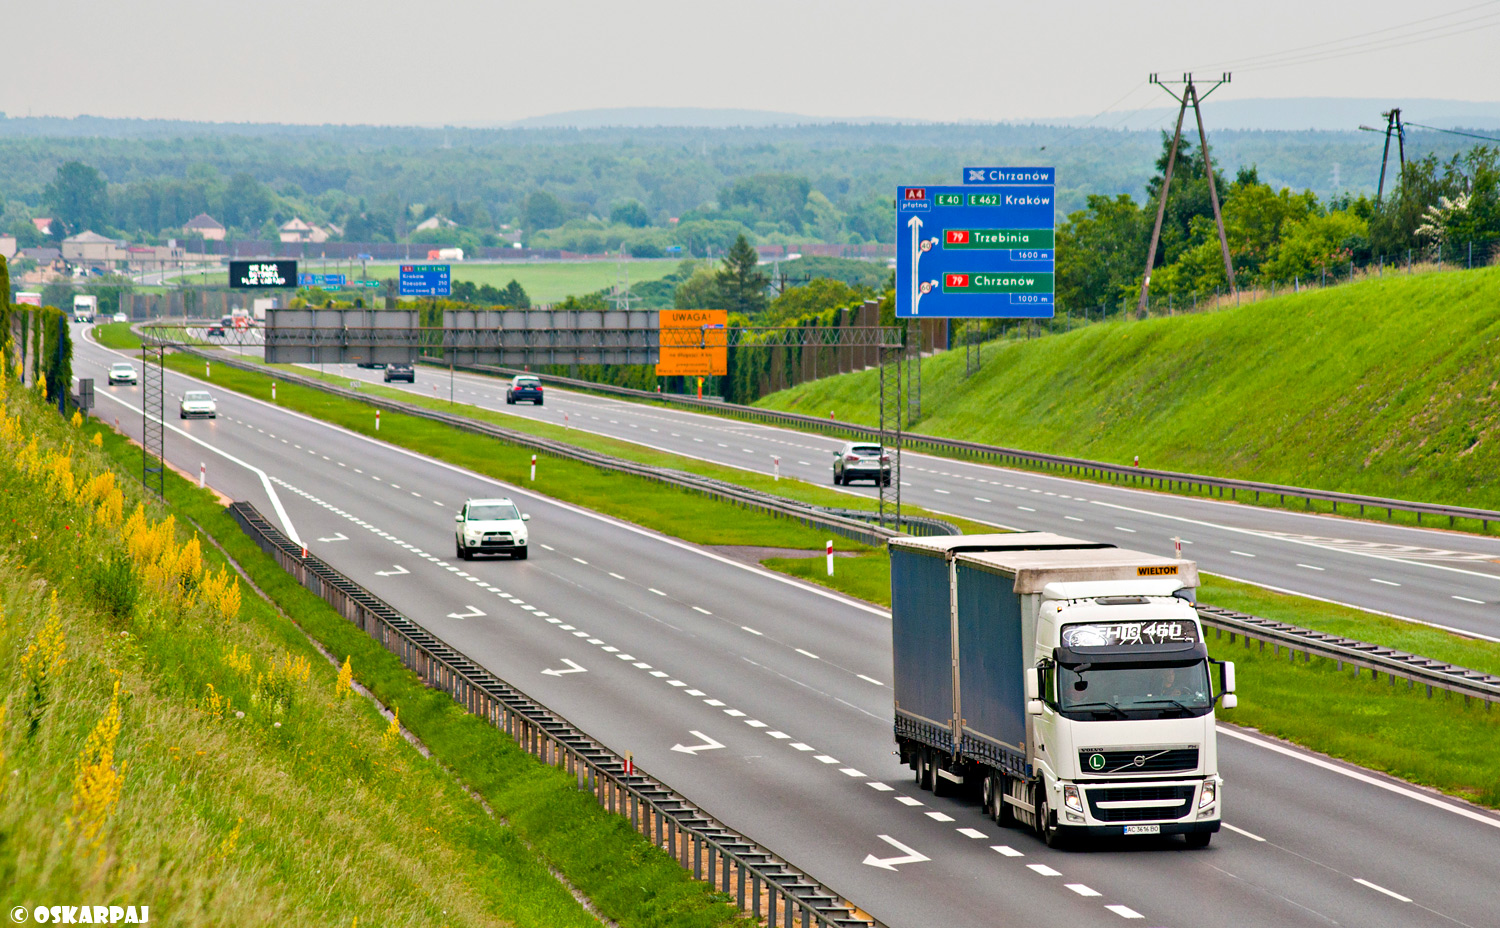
[179,390,217,419]
[107,362,138,386]
[832,441,891,486]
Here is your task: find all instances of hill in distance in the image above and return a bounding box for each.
[757,267,1500,511]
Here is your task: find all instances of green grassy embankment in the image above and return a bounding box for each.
[758,267,1500,527]
[0,370,750,926]
[768,548,1500,808]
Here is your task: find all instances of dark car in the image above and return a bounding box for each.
[356,362,387,369]
[383,363,415,383]
[220,315,235,327]
[832,441,892,486]
[506,375,544,406]
[206,325,225,337]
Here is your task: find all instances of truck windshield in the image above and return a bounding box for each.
[1058,661,1211,716]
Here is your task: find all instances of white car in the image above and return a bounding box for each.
[112,312,128,323]
[454,497,530,560]
[107,362,138,386]
[179,390,217,419]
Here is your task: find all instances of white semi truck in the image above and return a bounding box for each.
[890,533,1236,848]
[72,294,98,322]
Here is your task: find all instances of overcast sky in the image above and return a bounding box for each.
[4,0,1497,126]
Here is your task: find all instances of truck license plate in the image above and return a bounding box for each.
[1123,824,1161,836]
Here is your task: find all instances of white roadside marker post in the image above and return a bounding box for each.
[530,453,537,482]
[271,382,276,401]
[773,455,780,481]
[206,360,211,378]
[199,462,205,488]
[826,540,834,577]
[375,409,381,431]
[1174,536,1182,558]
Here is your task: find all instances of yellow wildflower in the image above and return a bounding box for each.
[382,708,401,749]
[335,655,353,698]
[69,680,126,847]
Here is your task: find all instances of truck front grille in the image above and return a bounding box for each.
[1078,747,1199,775]
[1085,785,1196,822]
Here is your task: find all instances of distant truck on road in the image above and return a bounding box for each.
[890,533,1235,848]
[72,294,98,322]
[426,248,464,261]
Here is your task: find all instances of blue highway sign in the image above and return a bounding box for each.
[895,179,1056,318]
[399,264,451,297]
[963,166,1056,185]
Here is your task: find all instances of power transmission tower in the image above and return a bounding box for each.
[1137,73,1235,314]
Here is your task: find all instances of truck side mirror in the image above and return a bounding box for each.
[1222,661,1236,694]
[1220,694,1238,709]
[1027,699,1043,716]
[1025,668,1040,701]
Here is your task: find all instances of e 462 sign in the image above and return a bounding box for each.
[895,171,1056,318]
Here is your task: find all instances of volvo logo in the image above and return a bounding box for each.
[1088,753,1105,771]
[1133,755,1146,767]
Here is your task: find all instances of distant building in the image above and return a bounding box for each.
[414,215,457,232]
[31,217,55,235]
[183,213,226,241]
[0,234,15,260]
[278,218,332,244]
[17,246,61,264]
[62,230,129,268]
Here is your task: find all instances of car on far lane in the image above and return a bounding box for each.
[179,390,217,419]
[506,375,543,406]
[383,363,415,383]
[454,497,530,560]
[206,325,225,338]
[832,440,891,486]
[112,312,128,323]
[107,362,138,386]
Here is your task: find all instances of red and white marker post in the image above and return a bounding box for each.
[530,453,537,481]
[271,382,277,401]
[563,411,570,429]
[773,455,780,481]
[623,751,634,776]
[1173,536,1182,558]
[206,360,211,378]
[375,409,381,431]
[826,539,834,577]
[199,462,206,488]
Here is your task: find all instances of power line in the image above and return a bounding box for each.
[1233,13,1500,73]
[1195,0,1500,70]
[1405,122,1500,144]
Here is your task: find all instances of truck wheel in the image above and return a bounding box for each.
[996,777,1019,827]
[1184,831,1212,849]
[456,543,469,560]
[917,752,936,792]
[982,775,998,819]
[1037,794,1066,849]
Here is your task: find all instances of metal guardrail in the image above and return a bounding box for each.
[1196,604,1499,707]
[179,346,956,544]
[228,501,882,928]
[448,362,1500,532]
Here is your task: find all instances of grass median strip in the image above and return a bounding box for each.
[132,344,868,551]
[74,396,755,927]
[762,549,1500,810]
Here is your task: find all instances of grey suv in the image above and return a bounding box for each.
[832,441,891,486]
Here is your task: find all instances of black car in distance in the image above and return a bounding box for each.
[507,375,544,405]
[383,363,415,383]
[832,441,891,486]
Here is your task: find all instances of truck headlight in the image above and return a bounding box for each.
[1199,780,1217,808]
[1063,784,1083,814]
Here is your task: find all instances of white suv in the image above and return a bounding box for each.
[107,362,138,385]
[454,498,530,560]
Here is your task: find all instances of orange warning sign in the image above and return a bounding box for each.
[657,309,728,376]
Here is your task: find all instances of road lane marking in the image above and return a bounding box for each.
[869,782,894,791]
[649,588,666,596]
[933,489,951,495]
[1222,822,1265,841]
[741,626,763,635]
[840,768,866,777]
[1018,506,1036,512]
[975,497,991,502]
[857,674,884,686]
[813,755,840,764]
[1026,864,1060,876]
[796,648,820,659]
[1105,904,1143,919]
[1354,878,1412,903]
[956,828,987,839]
[1297,564,1325,571]
[692,606,712,614]
[789,743,814,751]
[1371,578,1400,586]
[991,845,1023,857]
[1231,550,1255,557]
[1453,595,1485,604]
[572,557,588,564]
[1115,526,1136,533]
[925,812,954,822]
[1065,884,1101,897]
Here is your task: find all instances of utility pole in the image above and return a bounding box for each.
[1362,108,1405,203]
[1137,73,1235,314]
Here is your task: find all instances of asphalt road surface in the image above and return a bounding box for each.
[73,328,1500,928]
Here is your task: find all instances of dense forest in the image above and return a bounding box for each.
[0,118,1484,260]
